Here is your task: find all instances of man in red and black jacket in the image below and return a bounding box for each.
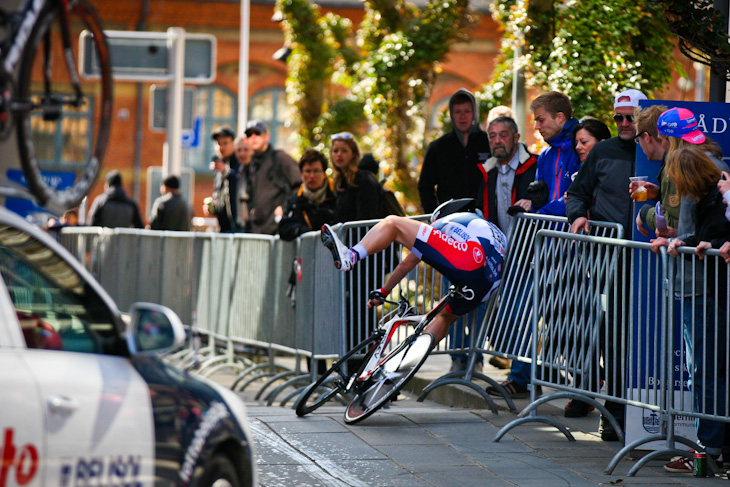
[476,116,538,233]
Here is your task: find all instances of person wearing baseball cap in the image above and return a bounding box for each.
[566,88,648,442]
[245,119,301,234]
[211,125,239,172]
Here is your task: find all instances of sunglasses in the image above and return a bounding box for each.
[331,132,354,141]
[613,113,635,124]
[633,131,646,144]
[245,129,262,137]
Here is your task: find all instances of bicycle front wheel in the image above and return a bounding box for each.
[295,333,381,417]
[344,332,434,425]
[16,0,112,210]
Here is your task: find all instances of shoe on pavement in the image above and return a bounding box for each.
[488,356,511,370]
[564,399,595,418]
[598,416,622,442]
[486,379,542,399]
[449,360,465,373]
[321,224,352,271]
[663,451,723,473]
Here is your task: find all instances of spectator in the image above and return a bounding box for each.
[279,149,336,241]
[235,136,254,232]
[330,132,380,222]
[478,116,538,233]
[475,115,537,376]
[573,118,611,164]
[632,105,672,237]
[662,145,730,473]
[485,93,581,402]
[530,91,581,216]
[212,125,240,173]
[566,88,647,441]
[358,153,379,176]
[246,120,301,235]
[88,170,144,228]
[204,154,239,233]
[418,88,490,213]
[149,175,193,231]
[486,105,514,126]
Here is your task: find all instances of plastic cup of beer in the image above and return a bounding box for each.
[630,176,648,202]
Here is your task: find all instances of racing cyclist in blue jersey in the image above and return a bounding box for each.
[321,199,506,346]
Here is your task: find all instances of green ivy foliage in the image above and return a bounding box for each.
[477,0,675,128]
[278,0,473,206]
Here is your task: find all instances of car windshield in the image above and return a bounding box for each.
[0,224,124,355]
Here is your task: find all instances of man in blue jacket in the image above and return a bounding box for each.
[486,92,580,402]
[530,91,581,215]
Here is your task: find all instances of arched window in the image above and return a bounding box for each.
[183,84,237,171]
[249,87,295,155]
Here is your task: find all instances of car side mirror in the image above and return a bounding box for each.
[126,302,186,355]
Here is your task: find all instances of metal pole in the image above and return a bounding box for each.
[238,0,250,133]
[165,27,186,177]
[512,47,526,137]
[709,0,729,102]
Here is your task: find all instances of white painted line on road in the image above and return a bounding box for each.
[250,420,370,487]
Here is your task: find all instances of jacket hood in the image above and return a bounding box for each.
[449,88,480,143]
[546,117,579,148]
[105,185,130,202]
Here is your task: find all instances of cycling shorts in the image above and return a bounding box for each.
[412,221,503,315]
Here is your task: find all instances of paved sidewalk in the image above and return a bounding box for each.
[213,353,729,486]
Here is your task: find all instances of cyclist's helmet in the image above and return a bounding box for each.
[430,198,476,224]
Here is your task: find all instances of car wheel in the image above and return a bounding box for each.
[200,455,240,487]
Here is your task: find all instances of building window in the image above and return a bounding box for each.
[249,87,295,155]
[32,96,94,169]
[183,84,237,171]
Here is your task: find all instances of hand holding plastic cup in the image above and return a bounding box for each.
[629,176,648,202]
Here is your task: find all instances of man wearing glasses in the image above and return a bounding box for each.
[245,119,301,235]
[566,88,647,443]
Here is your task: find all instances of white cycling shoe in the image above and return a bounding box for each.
[321,224,352,271]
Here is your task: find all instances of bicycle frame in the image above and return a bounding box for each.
[348,283,471,388]
[2,0,47,75]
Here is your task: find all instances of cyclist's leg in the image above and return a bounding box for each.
[357,215,420,254]
[423,309,459,345]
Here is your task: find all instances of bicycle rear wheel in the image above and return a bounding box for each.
[16,0,112,210]
[344,332,434,424]
[295,333,381,417]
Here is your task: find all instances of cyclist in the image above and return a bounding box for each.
[321,199,506,345]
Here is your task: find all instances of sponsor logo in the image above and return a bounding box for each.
[433,228,468,252]
[60,456,142,487]
[472,247,484,264]
[419,225,430,239]
[642,409,661,434]
[0,429,38,487]
[179,402,230,484]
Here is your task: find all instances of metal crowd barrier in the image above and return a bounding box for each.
[417,214,623,411]
[491,228,730,477]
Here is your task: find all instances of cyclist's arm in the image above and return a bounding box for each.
[368,252,421,308]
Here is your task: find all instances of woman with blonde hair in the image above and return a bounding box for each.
[663,144,730,474]
[330,132,381,223]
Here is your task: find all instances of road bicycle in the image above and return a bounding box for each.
[295,282,474,424]
[0,0,112,211]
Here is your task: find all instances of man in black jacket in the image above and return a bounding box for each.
[149,175,193,231]
[279,149,336,241]
[88,170,144,228]
[246,120,301,235]
[418,88,490,213]
[566,88,647,442]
